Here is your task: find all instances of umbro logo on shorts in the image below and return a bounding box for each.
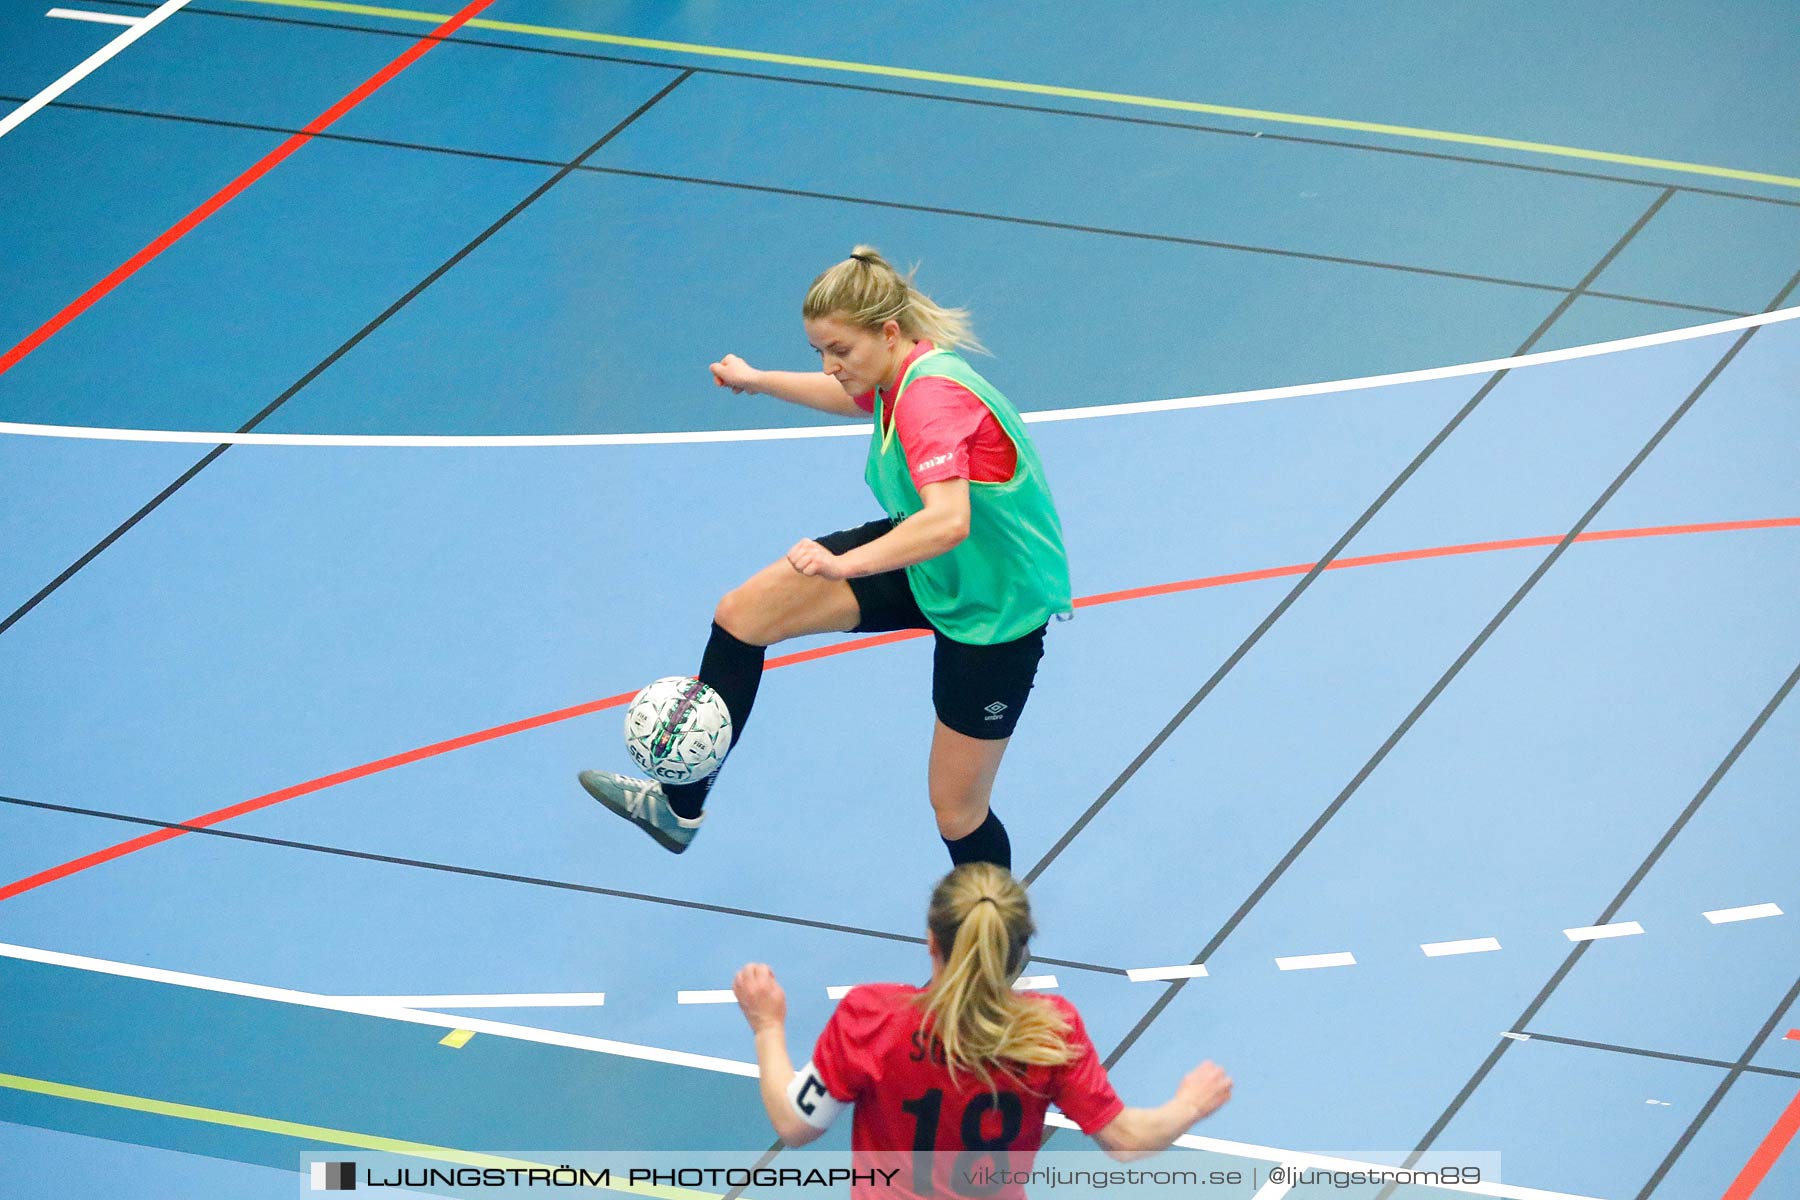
[984,701,1008,719]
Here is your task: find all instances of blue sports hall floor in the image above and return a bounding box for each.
[2,3,1797,1198]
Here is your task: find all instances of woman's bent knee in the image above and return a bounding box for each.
[716,559,861,646]
[714,582,772,645]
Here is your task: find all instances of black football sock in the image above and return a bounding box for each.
[942,809,1011,870]
[663,622,764,820]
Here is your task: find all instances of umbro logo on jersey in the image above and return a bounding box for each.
[984,701,1008,719]
[919,452,955,471]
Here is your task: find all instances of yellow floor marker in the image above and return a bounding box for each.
[0,1071,713,1198]
[439,1028,476,1049]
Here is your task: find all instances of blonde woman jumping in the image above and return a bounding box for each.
[732,864,1232,1196]
[581,248,1073,866]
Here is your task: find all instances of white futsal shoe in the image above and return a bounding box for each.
[578,769,701,854]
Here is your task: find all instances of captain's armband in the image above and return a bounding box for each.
[785,1061,846,1130]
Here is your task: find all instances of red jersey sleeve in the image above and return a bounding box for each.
[894,377,1002,488]
[852,388,877,415]
[811,986,888,1102]
[1047,998,1124,1134]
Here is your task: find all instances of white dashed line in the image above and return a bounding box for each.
[676,990,736,1005]
[1421,937,1504,957]
[1564,921,1645,942]
[1703,903,1783,925]
[1275,952,1356,972]
[1127,964,1210,982]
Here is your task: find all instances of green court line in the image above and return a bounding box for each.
[226,0,1800,190]
[0,1071,716,1200]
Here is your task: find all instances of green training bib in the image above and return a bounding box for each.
[865,349,1073,645]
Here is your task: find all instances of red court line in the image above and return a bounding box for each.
[1723,1087,1800,1200]
[1073,517,1800,608]
[0,0,496,379]
[1,515,1794,904]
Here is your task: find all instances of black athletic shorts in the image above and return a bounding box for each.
[816,518,1047,740]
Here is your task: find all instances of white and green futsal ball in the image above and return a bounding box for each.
[624,676,733,784]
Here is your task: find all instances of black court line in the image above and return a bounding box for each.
[2,95,1742,319]
[0,71,694,640]
[1368,656,1800,1198]
[1358,271,1800,1200]
[1584,291,1739,317]
[1027,193,1686,1161]
[84,0,1800,212]
[721,1144,784,1200]
[583,163,1733,315]
[1129,270,1800,1146]
[1023,187,1676,895]
[1517,1030,1800,1082]
[0,793,1125,977]
[0,93,577,170]
[1636,972,1800,1199]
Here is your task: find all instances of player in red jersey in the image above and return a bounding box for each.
[732,864,1232,1198]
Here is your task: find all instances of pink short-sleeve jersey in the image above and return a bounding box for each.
[854,342,1018,488]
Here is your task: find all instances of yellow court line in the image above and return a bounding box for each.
[228,0,1800,190]
[0,1071,716,1200]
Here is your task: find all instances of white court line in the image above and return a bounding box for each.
[0,0,191,141]
[1127,963,1210,982]
[1564,921,1644,942]
[4,940,1599,1200]
[2,306,1796,446]
[1704,902,1783,924]
[1275,951,1356,971]
[333,992,606,1008]
[0,941,754,1076]
[1422,937,1503,957]
[677,989,737,1005]
[46,7,143,26]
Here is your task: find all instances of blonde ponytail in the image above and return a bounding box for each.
[802,246,987,353]
[915,863,1074,1089]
